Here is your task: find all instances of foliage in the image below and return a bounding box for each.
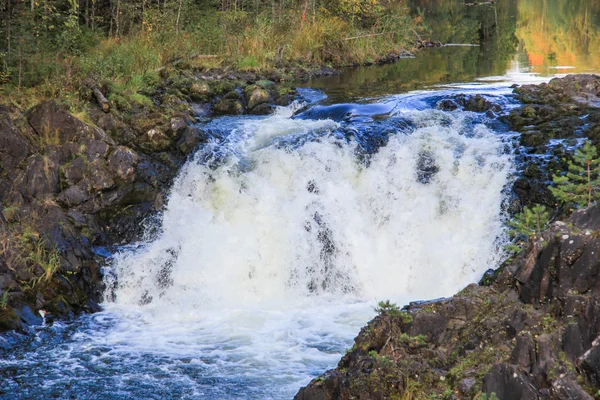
[508,204,551,239]
[0,0,419,108]
[475,393,500,400]
[550,141,600,209]
[375,299,401,314]
[375,300,412,323]
[25,238,61,286]
[0,291,8,309]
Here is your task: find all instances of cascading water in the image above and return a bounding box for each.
[109,100,512,310]
[0,88,515,399]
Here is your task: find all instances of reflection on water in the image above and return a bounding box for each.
[516,0,600,75]
[304,0,600,101]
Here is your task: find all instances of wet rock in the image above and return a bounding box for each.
[213,98,244,115]
[249,103,273,115]
[246,86,271,110]
[436,99,459,111]
[458,94,500,113]
[176,127,208,156]
[169,117,187,136]
[15,305,43,326]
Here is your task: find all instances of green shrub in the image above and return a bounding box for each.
[550,140,600,208]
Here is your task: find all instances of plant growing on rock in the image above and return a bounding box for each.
[507,204,551,250]
[375,300,412,323]
[550,140,600,208]
[0,291,8,309]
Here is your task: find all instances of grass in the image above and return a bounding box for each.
[0,7,419,113]
[0,291,8,309]
[26,238,61,286]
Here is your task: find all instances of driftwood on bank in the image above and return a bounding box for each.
[84,80,111,113]
[465,1,496,5]
[344,33,384,41]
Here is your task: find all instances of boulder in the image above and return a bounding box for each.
[482,364,539,400]
[107,146,140,183]
[213,98,244,115]
[247,87,271,110]
[0,106,32,173]
[27,101,95,143]
[190,81,212,101]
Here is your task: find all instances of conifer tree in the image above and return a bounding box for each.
[508,204,550,240]
[550,141,600,208]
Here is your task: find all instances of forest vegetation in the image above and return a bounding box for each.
[0,0,419,110]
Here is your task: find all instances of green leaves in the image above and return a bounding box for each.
[508,204,550,240]
[550,140,600,208]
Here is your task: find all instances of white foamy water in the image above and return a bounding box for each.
[97,99,513,397]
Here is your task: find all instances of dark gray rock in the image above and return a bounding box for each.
[57,185,90,207]
[551,377,594,400]
[458,377,477,396]
[27,101,94,143]
[579,339,600,388]
[107,146,139,183]
[482,363,539,400]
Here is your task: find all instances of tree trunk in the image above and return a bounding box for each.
[176,0,183,33]
[141,0,146,35]
[6,0,11,62]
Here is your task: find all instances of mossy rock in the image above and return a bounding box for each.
[190,81,212,102]
[247,87,271,110]
[213,98,244,115]
[255,80,276,89]
[211,80,237,96]
[0,307,21,331]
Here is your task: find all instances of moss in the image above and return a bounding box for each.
[0,307,21,331]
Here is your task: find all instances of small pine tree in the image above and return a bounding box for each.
[550,141,600,208]
[508,204,550,240]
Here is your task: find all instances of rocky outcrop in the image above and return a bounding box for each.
[504,74,600,209]
[0,100,207,331]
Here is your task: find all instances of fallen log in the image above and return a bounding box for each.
[344,33,385,41]
[465,1,496,5]
[84,81,111,113]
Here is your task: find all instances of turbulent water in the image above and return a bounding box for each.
[1,87,518,399]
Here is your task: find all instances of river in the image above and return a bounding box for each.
[2,1,600,399]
